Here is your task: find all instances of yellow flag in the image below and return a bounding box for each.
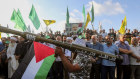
[123,16,127,26]
[119,16,127,34]
[0,32,1,39]
[84,12,91,29]
[43,20,56,26]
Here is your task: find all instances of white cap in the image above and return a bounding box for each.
[10,37,17,41]
[66,37,73,40]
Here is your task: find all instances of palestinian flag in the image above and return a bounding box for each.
[12,42,55,79]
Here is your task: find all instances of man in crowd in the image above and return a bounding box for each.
[53,36,64,79]
[85,33,92,46]
[115,34,140,79]
[98,35,104,44]
[101,29,107,39]
[130,37,140,79]
[101,35,119,79]
[62,30,67,36]
[125,29,132,45]
[63,37,73,79]
[0,37,6,77]
[7,37,18,78]
[14,36,32,63]
[88,35,103,79]
[55,44,92,79]
[62,36,67,42]
[108,29,116,42]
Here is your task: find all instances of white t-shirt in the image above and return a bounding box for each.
[130,45,140,65]
[65,49,71,57]
[102,33,107,38]
[62,32,67,36]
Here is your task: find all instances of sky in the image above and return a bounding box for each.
[0,0,140,37]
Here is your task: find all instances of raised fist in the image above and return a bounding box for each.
[55,47,63,56]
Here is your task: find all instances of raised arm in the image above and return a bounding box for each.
[55,47,81,72]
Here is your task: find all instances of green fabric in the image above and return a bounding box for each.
[11,10,17,22]
[82,33,86,38]
[66,7,70,27]
[17,9,27,31]
[11,9,26,31]
[77,5,86,33]
[5,41,9,44]
[82,5,86,24]
[78,35,82,39]
[91,3,94,23]
[35,54,55,79]
[6,33,10,37]
[29,5,40,30]
[78,33,86,39]
[45,35,50,39]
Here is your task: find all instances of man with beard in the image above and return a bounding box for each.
[85,33,92,47]
[62,36,67,42]
[89,35,103,79]
[53,36,64,79]
[64,37,73,79]
[115,34,140,79]
[14,36,32,63]
[101,35,119,79]
[7,37,18,78]
[130,37,140,79]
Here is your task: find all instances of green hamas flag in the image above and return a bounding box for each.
[29,5,40,30]
[66,7,70,27]
[83,5,86,24]
[11,9,26,31]
[91,3,94,23]
[77,5,86,33]
[17,9,27,31]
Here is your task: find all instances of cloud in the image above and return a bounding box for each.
[0,0,31,27]
[102,19,113,25]
[86,0,125,16]
[0,0,47,34]
[101,19,115,31]
[49,20,66,33]
[69,9,83,23]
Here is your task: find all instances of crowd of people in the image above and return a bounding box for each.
[0,28,140,79]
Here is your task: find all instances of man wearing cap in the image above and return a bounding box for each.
[64,37,73,79]
[65,37,73,59]
[7,37,18,78]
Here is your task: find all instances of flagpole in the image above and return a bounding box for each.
[46,25,49,33]
[91,0,94,30]
[40,23,45,33]
[0,26,123,62]
[91,23,94,30]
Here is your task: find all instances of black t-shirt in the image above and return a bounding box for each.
[108,33,116,41]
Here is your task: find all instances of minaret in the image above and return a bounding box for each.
[99,21,102,32]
